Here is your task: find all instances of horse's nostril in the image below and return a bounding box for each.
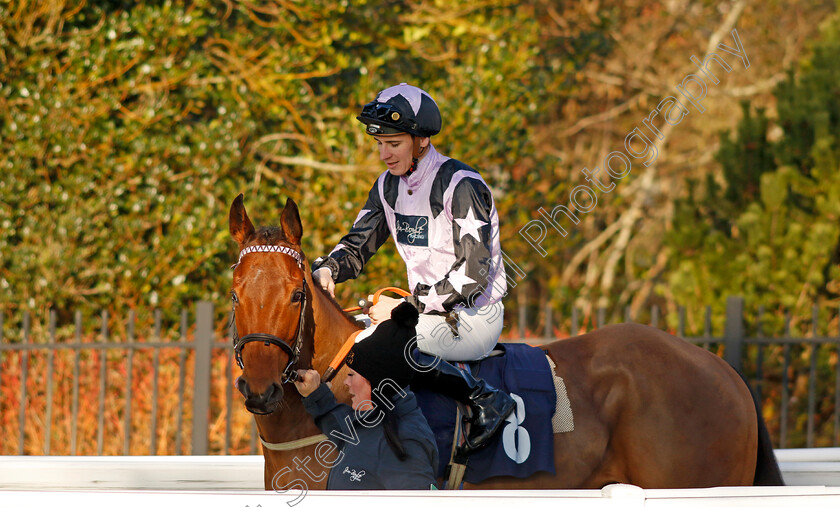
[264,382,283,403]
[273,382,283,397]
[242,381,284,415]
[236,376,250,398]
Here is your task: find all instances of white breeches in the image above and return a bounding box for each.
[355,301,504,362]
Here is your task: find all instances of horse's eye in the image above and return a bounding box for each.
[231,290,239,304]
[291,290,304,303]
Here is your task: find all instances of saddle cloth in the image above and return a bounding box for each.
[413,343,558,483]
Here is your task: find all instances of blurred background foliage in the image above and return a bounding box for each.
[4,0,840,453]
[666,5,840,334]
[1,0,839,337]
[0,0,604,327]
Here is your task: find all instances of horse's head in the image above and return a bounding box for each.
[228,194,313,415]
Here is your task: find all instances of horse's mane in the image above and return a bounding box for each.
[314,284,365,330]
[250,226,363,330]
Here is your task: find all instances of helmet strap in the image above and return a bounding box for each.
[407,136,428,176]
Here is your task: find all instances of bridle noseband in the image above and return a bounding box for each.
[231,244,308,384]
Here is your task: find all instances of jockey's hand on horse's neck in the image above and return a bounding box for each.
[367,295,403,325]
[313,267,335,297]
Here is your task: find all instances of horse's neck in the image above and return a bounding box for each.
[309,285,361,374]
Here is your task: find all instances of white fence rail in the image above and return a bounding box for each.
[2,485,840,507]
[3,449,840,490]
[3,450,840,506]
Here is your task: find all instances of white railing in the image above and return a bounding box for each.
[3,450,840,506]
[3,449,840,490]
[2,485,840,507]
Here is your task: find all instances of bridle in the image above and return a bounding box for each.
[230,244,309,384]
[228,241,408,451]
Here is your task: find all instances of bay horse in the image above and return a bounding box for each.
[228,194,784,491]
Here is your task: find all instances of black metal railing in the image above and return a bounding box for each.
[2,296,839,455]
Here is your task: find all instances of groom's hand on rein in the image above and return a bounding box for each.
[294,369,321,397]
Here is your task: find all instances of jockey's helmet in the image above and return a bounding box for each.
[357,83,441,138]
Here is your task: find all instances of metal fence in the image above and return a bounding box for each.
[0,302,257,456]
[514,296,840,448]
[2,296,840,455]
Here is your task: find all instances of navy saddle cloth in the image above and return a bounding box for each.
[413,343,557,483]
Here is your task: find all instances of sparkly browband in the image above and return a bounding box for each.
[234,244,304,269]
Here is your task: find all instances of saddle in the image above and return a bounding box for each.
[413,342,562,486]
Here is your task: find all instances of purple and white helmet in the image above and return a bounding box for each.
[357,83,442,137]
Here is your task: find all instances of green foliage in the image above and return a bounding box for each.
[0,0,592,321]
[716,102,776,215]
[665,9,840,331]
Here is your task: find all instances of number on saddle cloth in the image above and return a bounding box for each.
[413,343,559,483]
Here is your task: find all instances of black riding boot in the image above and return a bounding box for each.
[412,351,516,453]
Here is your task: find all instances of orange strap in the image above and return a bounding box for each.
[342,286,412,312]
[372,286,411,301]
[326,287,412,382]
[322,329,363,383]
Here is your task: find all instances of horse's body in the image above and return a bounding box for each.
[485,325,761,488]
[228,195,783,491]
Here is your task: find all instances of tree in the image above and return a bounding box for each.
[665,3,840,332]
[0,0,589,323]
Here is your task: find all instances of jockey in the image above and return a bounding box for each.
[311,83,515,452]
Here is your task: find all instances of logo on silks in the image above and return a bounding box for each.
[395,213,429,246]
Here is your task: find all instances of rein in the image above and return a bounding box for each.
[322,286,412,383]
[340,286,410,313]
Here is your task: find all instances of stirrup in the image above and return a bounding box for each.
[458,392,516,454]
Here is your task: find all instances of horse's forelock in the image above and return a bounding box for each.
[251,226,288,247]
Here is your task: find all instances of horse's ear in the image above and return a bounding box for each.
[280,198,303,246]
[229,193,255,246]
